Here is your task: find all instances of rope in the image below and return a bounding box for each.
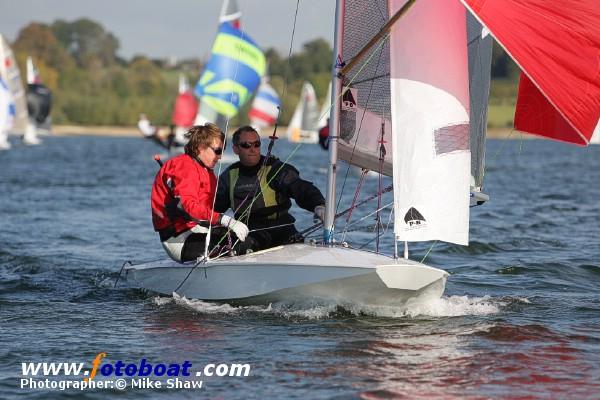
[340,169,366,243]
[113,260,132,288]
[420,241,437,264]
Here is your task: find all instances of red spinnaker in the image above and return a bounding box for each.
[172,92,198,128]
[462,0,600,145]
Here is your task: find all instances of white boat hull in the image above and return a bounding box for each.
[125,244,448,307]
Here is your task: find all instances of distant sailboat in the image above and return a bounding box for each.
[317,81,332,131]
[0,34,29,145]
[248,77,281,129]
[171,74,198,149]
[194,0,264,131]
[286,81,319,144]
[0,77,14,150]
[24,56,51,144]
[317,81,332,150]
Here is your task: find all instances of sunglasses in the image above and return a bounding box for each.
[237,141,261,149]
[209,147,223,156]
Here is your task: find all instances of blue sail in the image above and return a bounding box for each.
[195,23,266,117]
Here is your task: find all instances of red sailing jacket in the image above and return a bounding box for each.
[151,154,221,234]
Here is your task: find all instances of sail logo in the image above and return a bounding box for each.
[342,88,357,112]
[404,207,427,229]
[340,87,358,142]
[335,54,344,69]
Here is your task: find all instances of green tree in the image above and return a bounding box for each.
[51,18,119,68]
[13,22,75,89]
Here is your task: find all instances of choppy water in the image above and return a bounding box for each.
[1,134,599,399]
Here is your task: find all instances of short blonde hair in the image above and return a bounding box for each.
[184,124,225,158]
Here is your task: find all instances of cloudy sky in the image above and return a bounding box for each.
[0,0,336,60]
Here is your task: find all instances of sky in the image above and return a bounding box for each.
[0,0,336,61]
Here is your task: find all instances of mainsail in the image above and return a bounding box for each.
[0,35,27,135]
[248,78,280,128]
[194,20,265,123]
[334,0,470,245]
[461,0,600,144]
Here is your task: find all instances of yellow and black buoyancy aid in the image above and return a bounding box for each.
[227,162,292,224]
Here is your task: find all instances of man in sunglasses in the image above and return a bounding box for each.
[151,124,251,262]
[214,125,326,251]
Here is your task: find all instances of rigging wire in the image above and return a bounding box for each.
[340,169,367,243]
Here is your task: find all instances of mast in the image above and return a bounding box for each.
[323,0,344,244]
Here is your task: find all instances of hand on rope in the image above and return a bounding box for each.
[220,214,249,242]
[313,205,325,223]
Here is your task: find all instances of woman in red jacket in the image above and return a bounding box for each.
[151,123,249,262]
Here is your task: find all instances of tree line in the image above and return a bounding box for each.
[11,18,518,127]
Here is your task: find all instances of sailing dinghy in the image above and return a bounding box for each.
[0,34,31,146]
[25,56,51,142]
[286,81,320,144]
[126,0,599,308]
[0,77,13,150]
[248,77,281,130]
[169,74,198,153]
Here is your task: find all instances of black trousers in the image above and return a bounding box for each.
[180,227,257,262]
[247,224,303,252]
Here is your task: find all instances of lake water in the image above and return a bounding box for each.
[1,134,599,399]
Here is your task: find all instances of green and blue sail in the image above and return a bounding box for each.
[195,22,266,118]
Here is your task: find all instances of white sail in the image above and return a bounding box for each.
[178,74,189,94]
[26,56,40,85]
[0,77,13,150]
[286,81,319,143]
[390,0,470,245]
[317,81,332,130]
[0,35,28,136]
[336,0,470,245]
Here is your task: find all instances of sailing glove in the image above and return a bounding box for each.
[220,214,249,242]
[313,205,326,223]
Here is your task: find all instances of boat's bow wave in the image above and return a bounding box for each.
[152,292,502,319]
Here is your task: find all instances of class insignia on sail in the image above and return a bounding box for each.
[404,207,426,228]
